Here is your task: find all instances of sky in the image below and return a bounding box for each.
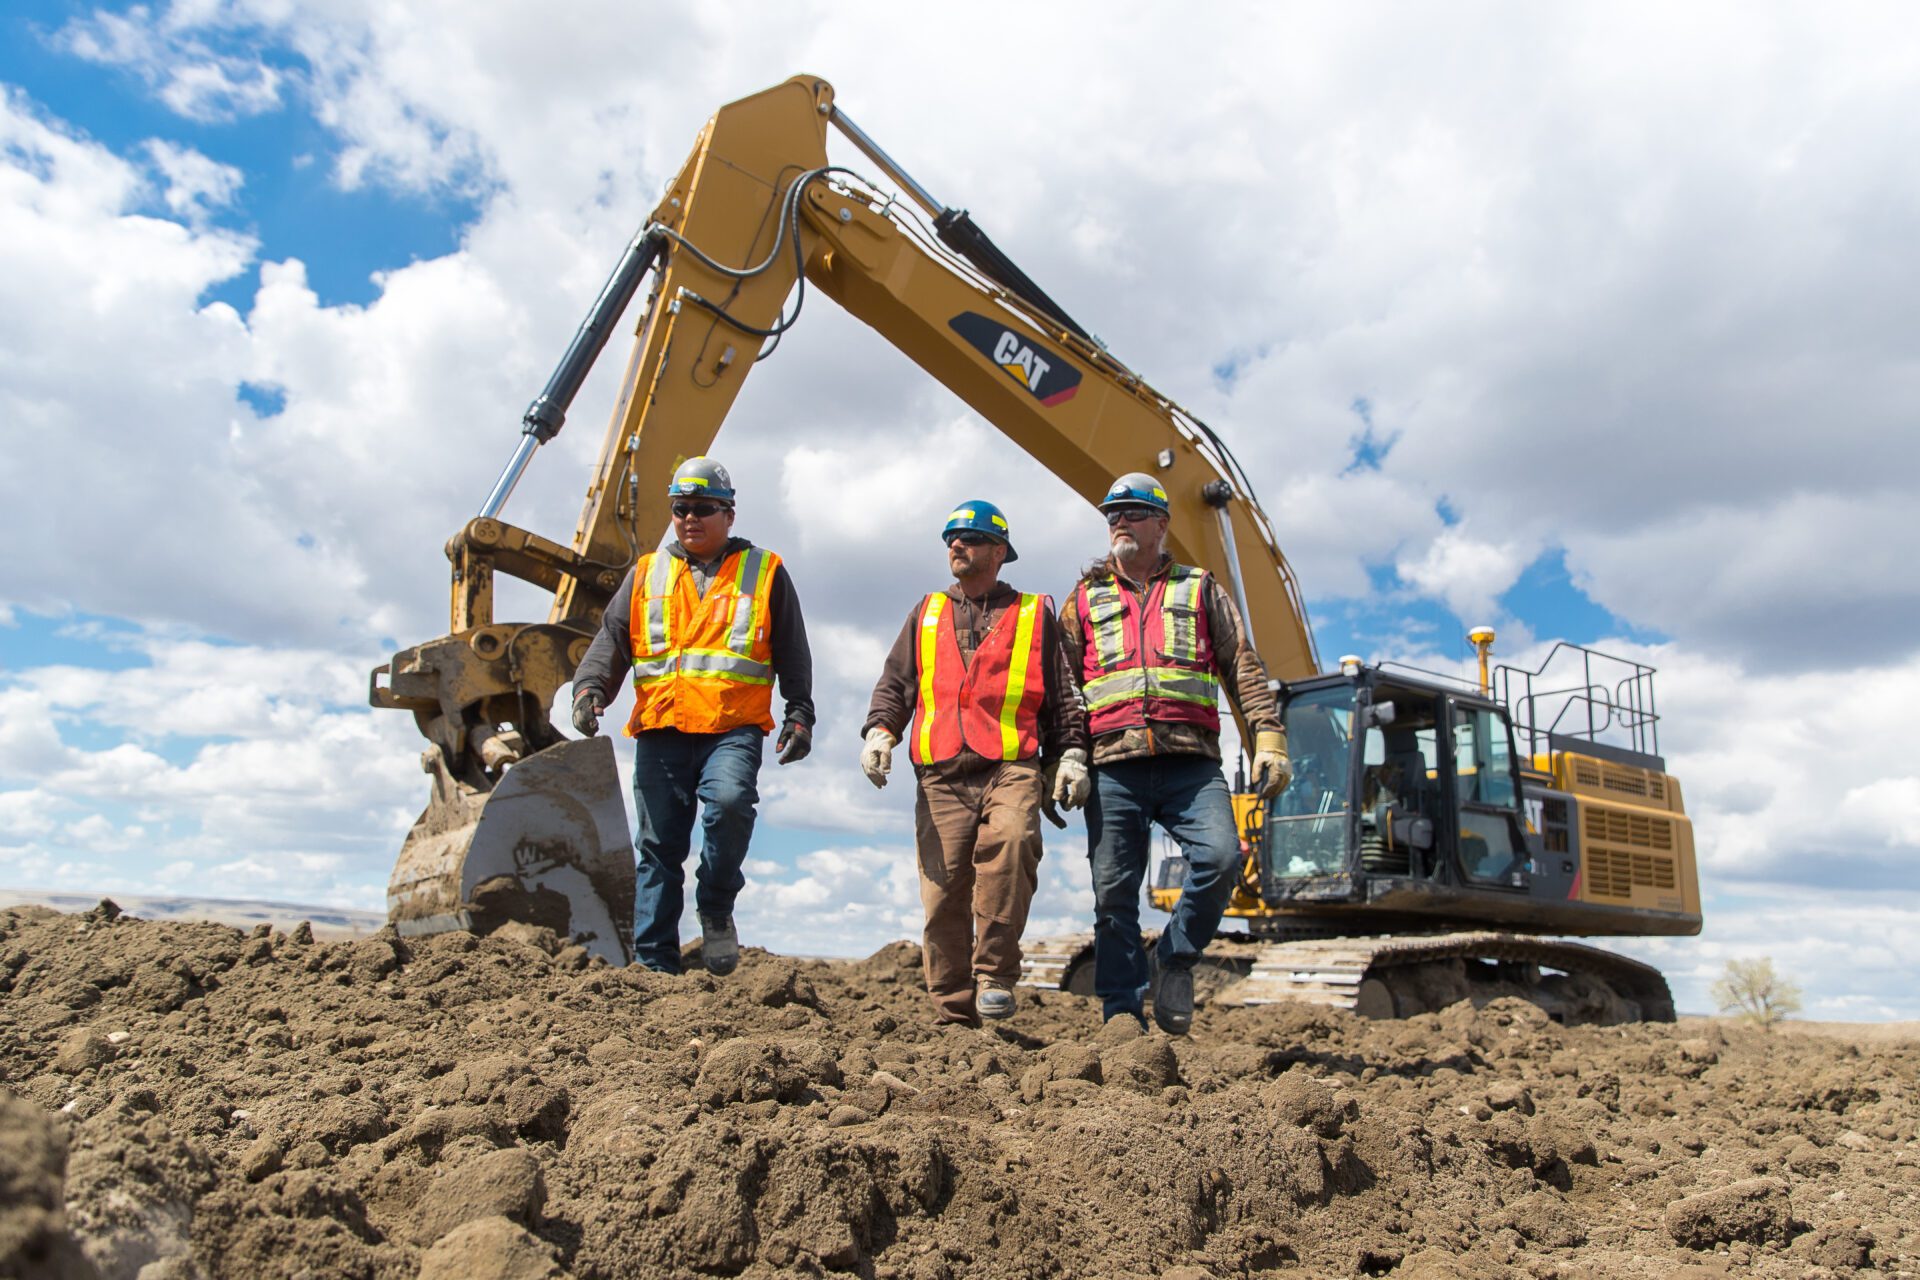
[2,2,1916,1019]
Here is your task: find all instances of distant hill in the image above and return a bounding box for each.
[0,888,385,939]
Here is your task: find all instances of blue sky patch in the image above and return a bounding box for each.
[3,6,484,311]
[1343,396,1398,473]
[238,381,286,417]
[1499,549,1663,649]
[0,609,152,673]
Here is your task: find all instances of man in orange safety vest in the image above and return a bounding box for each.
[861,501,1088,1025]
[571,457,814,975]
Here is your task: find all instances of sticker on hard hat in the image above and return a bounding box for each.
[948,312,1082,407]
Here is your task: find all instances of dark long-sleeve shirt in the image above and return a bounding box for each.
[1057,553,1281,765]
[864,580,1087,768]
[574,537,814,727]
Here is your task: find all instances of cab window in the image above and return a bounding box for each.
[1452,707,1517,808]
[1269,686,1356,876]
[1451,705,1525,882]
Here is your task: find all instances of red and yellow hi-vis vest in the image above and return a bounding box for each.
[625,545,780,735]
[1076,565,1220,735]
[908,590,1050,765]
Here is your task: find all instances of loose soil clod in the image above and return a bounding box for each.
[1,904,1915,1278]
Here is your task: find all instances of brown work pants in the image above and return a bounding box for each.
[912,757,1044,1025]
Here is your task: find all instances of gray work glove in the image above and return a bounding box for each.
[860,727,896,789]
[775,717,811,765]
[1050,748,1090,811]
[570,686,603,738]
[1251,730,1293,800]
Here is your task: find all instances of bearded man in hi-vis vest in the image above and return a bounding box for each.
[1059,473,1292,1035]
[860,501,1089,1026]
[570,457,814,975]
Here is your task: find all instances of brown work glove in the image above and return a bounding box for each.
[1251,729,1292,799]
[571,686,603,738]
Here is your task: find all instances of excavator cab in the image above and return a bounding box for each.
[1256,669,1537,912]
[1229,653,1697,946]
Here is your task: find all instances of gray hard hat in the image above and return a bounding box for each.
[667,456,735,503]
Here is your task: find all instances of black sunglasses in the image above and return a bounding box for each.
[671,500,731,519]
[945,531,992,547]
[1106,506,1160,525]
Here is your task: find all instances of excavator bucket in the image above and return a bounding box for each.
[386,735,635,966]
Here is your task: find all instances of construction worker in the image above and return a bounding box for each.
[861,501,1088,1026]
[570,457,813,975]
[1059,473,1291,1035]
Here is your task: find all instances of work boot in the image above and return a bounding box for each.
[699,913,739,976]
[977,978,1016,1020]
[1152,965,1194,1036]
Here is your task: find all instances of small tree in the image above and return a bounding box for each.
[1711,956,1802,1029]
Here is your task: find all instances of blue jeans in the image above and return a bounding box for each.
[1086,754,1240,1021]
[631,725,764,972]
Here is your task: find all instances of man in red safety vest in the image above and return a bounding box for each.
[861,501,1088,1025]
[1060,473,1292,1035]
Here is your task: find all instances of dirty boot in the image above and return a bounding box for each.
[977,978,1016,1020]
[1153,965,1193,1036]
[700,913,739,976]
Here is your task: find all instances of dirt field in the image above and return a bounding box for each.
[2,902,1915,1279]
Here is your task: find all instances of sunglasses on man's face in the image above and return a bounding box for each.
[1106,506,1160,525]
[671,500,730,519]
[946,531,992,548]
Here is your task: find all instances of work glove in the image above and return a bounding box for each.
[860,727,896,789]
[1251,729,1293,800]
[775,717,811,765]
[571,686,604,738]
[1050,748,1091,811]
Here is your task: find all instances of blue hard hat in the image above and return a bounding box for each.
[1099,471,1170,513]
[667,456,736,503]
[942,500,1018,562]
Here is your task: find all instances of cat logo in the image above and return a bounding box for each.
[947,311,1083,407]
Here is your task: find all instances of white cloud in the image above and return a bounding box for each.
[143,138,243,218]
[1393,527,1534,628]
[55,7,283,122]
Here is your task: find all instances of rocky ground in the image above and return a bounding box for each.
[2,901,1915,1280]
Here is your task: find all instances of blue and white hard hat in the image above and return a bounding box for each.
[942,499,1018,562]
[1099,471,1170,513]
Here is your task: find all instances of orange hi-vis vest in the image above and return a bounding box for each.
[908,590,1050,765]
[625,544,780,735]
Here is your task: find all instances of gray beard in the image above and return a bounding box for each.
[1113,535,1140,559]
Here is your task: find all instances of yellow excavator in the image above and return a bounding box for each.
[371,75,1699,1019]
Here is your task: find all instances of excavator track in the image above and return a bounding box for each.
[1020,930,1674,1026]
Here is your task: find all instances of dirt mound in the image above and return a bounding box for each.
[2,902,1915,1278]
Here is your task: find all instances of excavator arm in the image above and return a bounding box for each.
[547,74,1317,680]
[370,74,1319,954]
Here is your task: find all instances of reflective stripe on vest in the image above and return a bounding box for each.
[625,545,781,734]
[1076,565,1220,734]
[998,595,1041,758]
[909,590,1050,765]
[915,594,948,764]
